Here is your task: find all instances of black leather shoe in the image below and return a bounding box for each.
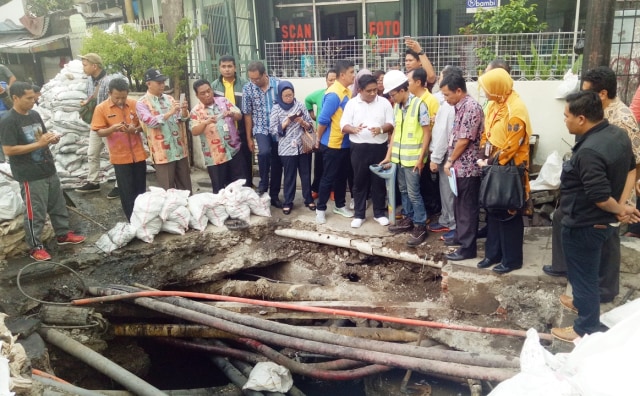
[492,263,522,274]
[444,239,461,247]
[542,265,567,277]
[446,251,475,261]
[271,198,283,209]
[477,258,498,269]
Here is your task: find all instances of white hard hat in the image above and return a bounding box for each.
[383,70,408,94]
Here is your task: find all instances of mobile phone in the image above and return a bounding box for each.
[288,111,302,121]
[179,93,186,107]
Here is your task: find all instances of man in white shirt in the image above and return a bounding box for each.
[340,74,394,228]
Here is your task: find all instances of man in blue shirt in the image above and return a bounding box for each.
[242,61,283,208]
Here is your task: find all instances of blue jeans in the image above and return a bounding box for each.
[255,134,282,199]
[562,224,615,336]
[397,166,427,225]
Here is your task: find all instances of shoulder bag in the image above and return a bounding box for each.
[300,124,317,154]
[79,78,103,124]
[478,157,525,210]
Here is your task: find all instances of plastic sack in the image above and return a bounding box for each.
[529,151,563,191]
[160,189,190,221]
[188,193,217,231]
[489,329,573,396]
[162,206,191,235]
[555,70,580,99]
[130,188,166,243]
[205,193,229,227]
[243,362,293,393]
[95,222,137,254]
[0,178,24,221]
[221,179,251,222]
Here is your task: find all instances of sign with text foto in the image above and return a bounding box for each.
[466,0,499,14]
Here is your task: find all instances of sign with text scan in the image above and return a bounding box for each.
[466,0,499,13]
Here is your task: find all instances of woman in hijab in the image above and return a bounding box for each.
[269,81,315,215]
[476,68,532,274]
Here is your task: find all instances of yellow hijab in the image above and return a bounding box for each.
[478,68,532,150]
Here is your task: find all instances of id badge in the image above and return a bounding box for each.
[484,142,492,157]
[448,133,455,148]
[222,123,229,132]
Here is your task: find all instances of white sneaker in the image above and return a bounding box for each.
[349,199,355,210]
[316,210,326,224]
[374,216,390,226]
[351,218,365,228]
[333,206,354,218]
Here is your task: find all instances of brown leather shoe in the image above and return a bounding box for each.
[559,294,578,314]
[551,326,581,342]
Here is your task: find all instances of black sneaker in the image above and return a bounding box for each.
[75,182,100,193]
[388,217,414,234]
[407,225,428,247]
[107,187,120,199]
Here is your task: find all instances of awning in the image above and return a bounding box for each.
[0,33,69,54]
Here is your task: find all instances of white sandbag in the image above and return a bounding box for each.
[488,329,572,396]
[221,179,251,222]
[529,151,563,192]
[95,233,119,254]
[55,91,87,101]
[243,362,293,393]
[555,70,580,99]
[95,222,136,254]
[246,190,271,217]
[160,189,191,221]
[130,188,166,242]
[161,206,190,235]
[59,144,81,154]
[57,132,81,146]
[0,178,24,221]
[206,194,229,227]
[188,193,214,231]
[600,297,640,328]
[55,153,81,168]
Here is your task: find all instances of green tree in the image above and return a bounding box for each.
[81,19,202,93]
[461,0,547,35]
[26,0,73,16]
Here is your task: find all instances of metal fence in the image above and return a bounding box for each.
[611,1,640,105]
[264,32,584,81]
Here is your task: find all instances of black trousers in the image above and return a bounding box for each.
[311,150,323,193]
[317,145,350,211]
[485,210,524,269]
[551,207,620,302]
[113,161,147,221]
[238,128,254,187]
[454,176,480,257]
[420,158,442,216]
[206,153,248,194]
[350,142,388,219]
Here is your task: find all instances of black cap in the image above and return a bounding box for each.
[144,68,168,83]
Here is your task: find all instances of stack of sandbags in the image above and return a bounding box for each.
[0,165,53,260]
[35,60,113,189]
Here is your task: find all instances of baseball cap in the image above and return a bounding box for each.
[78,53,103,66]
[144,68,168,83]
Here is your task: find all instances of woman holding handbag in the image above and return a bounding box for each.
[476,68,532,274]
[269,81,315,215]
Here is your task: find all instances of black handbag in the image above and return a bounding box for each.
[478,158,525,210]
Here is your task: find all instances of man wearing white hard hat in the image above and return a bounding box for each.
[380,70,431,247]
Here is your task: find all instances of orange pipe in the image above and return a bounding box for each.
[32,369,71,384]
[74,289,553,341]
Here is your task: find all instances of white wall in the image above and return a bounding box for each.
[0,0,25,24]
[287,78,572,165]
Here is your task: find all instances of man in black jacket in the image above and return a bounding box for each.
[551,91,639,342]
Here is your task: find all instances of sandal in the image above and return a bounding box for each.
[306,202,316,211]
[283,206,292,215]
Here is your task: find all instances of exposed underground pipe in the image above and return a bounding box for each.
[32,373,107,396]
[236,338,392,381]
[87,288,517,382]
[37,328,166,396]
[162,295,521,369]
[112,323,236,338]
[274,228,441,268]
[209,355,264,396]
[93,287,521,368]
[76,288,549,342]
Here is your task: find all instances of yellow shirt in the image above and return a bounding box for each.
[419,90,440,121]
[223,79,235,105]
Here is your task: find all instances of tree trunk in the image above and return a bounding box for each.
[582,0,616,73]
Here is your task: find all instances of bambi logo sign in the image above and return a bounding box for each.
[466,0,498,13]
